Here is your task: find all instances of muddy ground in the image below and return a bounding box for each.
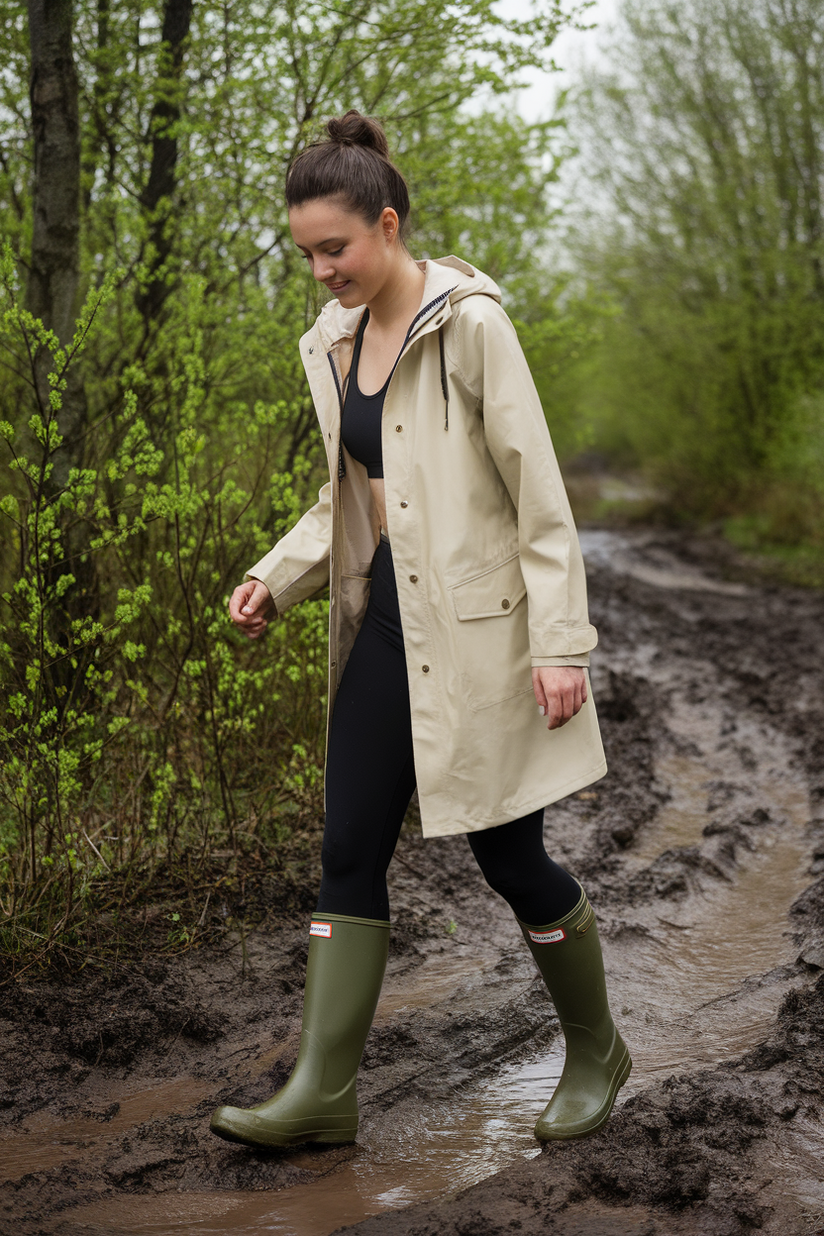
[2,527,824,1236]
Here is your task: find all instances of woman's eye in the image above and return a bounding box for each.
[328,247,344,256]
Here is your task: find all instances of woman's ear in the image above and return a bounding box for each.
[380,207,400,244]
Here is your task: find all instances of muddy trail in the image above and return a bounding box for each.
[3,527,824,1236]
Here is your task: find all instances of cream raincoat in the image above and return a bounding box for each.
[247,256,607,838]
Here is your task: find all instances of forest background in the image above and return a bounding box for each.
[1,0,822,965]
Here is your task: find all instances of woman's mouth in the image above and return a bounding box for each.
[328,280,349,292]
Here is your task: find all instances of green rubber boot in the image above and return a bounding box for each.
[210,912,389,1148]
[518,888,631,1140]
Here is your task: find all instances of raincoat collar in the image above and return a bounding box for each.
[310,256,502,354]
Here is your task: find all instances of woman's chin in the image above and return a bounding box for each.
[333,284,369,309]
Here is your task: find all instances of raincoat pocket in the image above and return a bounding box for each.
[449,554,532,710]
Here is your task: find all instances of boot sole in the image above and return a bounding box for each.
[535,1049,632,1142]
[210,1112,357,1149]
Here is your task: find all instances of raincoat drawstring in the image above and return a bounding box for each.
[439,325,449,431]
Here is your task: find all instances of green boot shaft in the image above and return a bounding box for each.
[210,912,389,1148]
[519,889,631,1140]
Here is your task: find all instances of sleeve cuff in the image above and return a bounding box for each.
[531,654,590,668]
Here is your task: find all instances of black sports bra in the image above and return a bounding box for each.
[341,311,387,479]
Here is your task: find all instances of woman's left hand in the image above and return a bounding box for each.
[532,666,588,730]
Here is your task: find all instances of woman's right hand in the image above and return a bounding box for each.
[229,579,276,639]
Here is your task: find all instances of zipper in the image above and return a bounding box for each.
[376,287,456,437]
[388,287,454,386]
[405,287,452,339]
[326,350,347,481]
[324,345,346,709]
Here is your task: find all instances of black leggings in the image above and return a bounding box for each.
[317,538,581,925]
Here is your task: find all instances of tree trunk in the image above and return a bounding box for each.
[26,0,88,493]
[26,0,80,350]
[26,0,96,701]
[136,0,194,325]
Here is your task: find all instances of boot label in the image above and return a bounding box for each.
[310,922,332,939]
[528,928,566,944]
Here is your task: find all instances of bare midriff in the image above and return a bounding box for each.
[370,477,388,536]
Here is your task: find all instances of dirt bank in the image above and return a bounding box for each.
[2,527,823,1236]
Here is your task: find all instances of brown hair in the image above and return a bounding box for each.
[285,110,410,238]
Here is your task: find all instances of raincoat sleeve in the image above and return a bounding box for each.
[244,482,332,616]
[453,297,597,666]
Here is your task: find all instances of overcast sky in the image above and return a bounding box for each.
[505,0,621,118]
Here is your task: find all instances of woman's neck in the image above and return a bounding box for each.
[366,253,425,334]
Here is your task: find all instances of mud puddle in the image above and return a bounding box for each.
[53,1052,562,1235]
[0,948,504,1191]
[0,1078,215,1185]
[616,772,811,1091]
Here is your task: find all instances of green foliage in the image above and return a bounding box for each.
[0,262,330,942]
[561,0,824,547]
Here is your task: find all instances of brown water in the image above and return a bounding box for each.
[0,1077,216,1185]
[40,1053,562,1234]
[616,678,811,1092]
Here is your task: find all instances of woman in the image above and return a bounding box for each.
[211,111,630,1150]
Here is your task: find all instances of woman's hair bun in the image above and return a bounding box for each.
[326,110,390,158]
[287,109,410,236]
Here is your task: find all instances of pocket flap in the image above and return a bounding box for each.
[451,554,527,620]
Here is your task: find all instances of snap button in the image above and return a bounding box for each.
[501,598,510,610]
[308,346,314,354]
[409,574,418,583]
[400,500,408,508]
[422,665,430,673]
[395,425,403,432]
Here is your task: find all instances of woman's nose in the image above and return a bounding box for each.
[313,255,334,281]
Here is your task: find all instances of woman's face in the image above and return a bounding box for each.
[289,197,399,307]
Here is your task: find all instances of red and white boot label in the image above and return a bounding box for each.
[310,922,332,939]
[528,928,566,944]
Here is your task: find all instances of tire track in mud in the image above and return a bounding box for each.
[2,528,824,1236]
